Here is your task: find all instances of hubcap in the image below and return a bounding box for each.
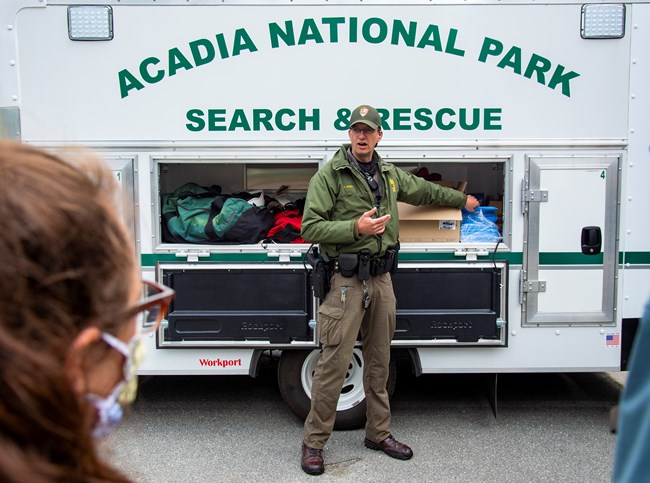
[300,348,365,411]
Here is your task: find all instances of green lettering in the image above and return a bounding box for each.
[322,17,345,43]
[189,39,215,67]
[391,20,417,46]
[496,46,522,74]
[269,21,295,48]
[208,109,227,131]
[484,108,502,130]
[523,53,552,85]
[232,28,258,56]
[186,109,205,132]
[414,108,433,130]
[299,109,320,130]
[445,29,465,57]
[393,108,411,130]
[349,17,358,43]
[376,108,390,130]
[435,108,456,131]
[478,37,503,63]
[299,19,324,45]
[229,109,251,131]
[362,18,388,44]
[168,48,193,77]
[118,69,144,99]
[254,109,274,130]
[417,24,443,51]
[458,108,480,130]
[548,64,580,97]
[276,109,296,131]
[215,33,230,58]
[139,57,164,84]
[335,108,350,130]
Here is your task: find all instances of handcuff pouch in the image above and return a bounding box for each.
[337,253,358,278]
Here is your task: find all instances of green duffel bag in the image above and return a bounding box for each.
[162,183,274,244]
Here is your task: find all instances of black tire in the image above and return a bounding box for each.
[277,348,397,430]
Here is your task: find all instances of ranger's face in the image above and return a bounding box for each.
[348,123,382,163]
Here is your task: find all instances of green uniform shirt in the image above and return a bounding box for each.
[301,144,467,257]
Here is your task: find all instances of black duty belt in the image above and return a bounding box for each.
[329,245,399,279]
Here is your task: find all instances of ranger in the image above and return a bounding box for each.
[299,104,479,475]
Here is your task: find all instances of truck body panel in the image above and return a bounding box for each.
[2,2,649,393]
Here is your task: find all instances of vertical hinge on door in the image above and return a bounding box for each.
[521,179,549,213]
[519,270,547,304]
[522,280,547,292]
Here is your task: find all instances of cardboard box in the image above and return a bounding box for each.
[397,202,462,242]
[433,180,468,192]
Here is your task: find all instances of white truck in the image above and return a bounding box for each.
[2,0,649,427]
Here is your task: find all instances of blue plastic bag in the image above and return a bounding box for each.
[461,207,502,243]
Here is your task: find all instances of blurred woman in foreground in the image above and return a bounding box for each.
[0,142,173,482]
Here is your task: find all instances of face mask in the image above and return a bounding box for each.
[87,380,126,438]
[117,336,145,405]
[86,332,144,438]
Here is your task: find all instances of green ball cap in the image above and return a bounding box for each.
[349,105,381,130]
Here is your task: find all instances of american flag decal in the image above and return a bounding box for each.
[606,333,620,346]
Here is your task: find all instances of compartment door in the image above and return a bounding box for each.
[522,155,619,326]
[392,261,508,345]
[159,263,316,346]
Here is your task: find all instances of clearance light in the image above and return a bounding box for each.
[67,5,113,41]
[581,4,625,39]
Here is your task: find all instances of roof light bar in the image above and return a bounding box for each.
[581,4,625,39]
[68,5,113,41]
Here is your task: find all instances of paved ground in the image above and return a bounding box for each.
[608,371,627,386]
[102,361,624,482]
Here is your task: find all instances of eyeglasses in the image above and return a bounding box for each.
[350,126,377,136]
[111,280,175,334]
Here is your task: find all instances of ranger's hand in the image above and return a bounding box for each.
[357,208,391,235]
[464,194,480,212]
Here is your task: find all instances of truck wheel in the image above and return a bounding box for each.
[277,348,397,430]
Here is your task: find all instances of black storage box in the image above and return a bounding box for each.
[392,265,505,343]
[162,267,314,343]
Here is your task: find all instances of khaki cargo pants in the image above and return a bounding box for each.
[303,271,396,449]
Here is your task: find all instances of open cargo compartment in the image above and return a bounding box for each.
[386,155,510,248]
[154,154,510,251]
[155,156,320,250]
